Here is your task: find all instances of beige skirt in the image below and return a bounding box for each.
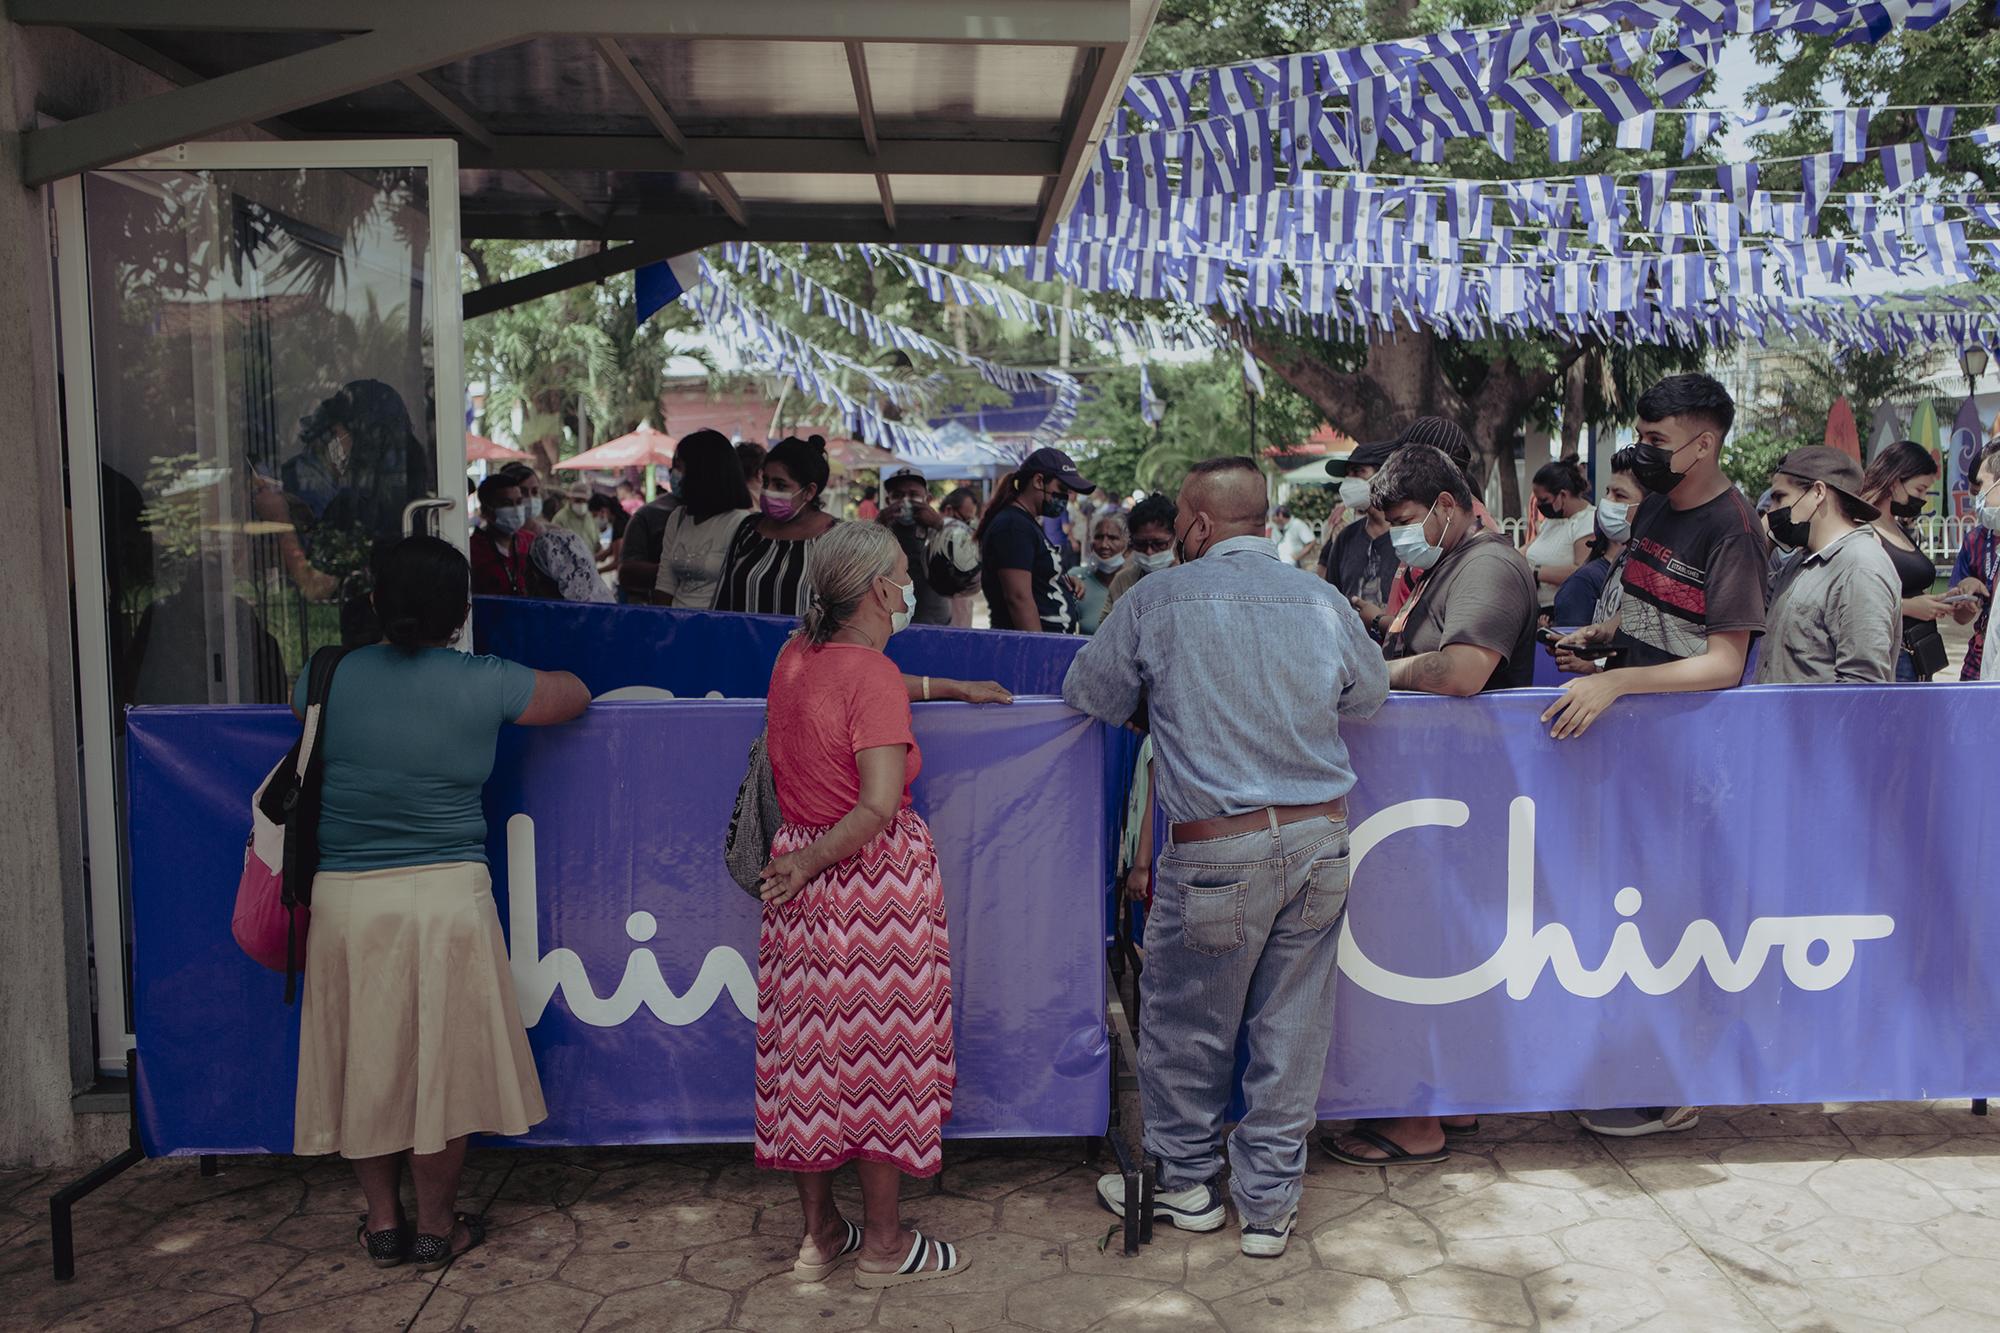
[294,860,546,1158]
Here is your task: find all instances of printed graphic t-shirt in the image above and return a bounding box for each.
[1613,488,1769,668]
[981,505,1074,632]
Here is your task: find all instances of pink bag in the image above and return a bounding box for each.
[232,647,344,998]
[232,760,309,972]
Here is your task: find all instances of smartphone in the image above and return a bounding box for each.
[1942,592,1977,605]
[1535,626,1565,647]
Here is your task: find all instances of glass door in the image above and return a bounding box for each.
[56,141,464,1068]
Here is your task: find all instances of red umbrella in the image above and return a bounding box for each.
[467,433,531,463]
[552,424,678,470]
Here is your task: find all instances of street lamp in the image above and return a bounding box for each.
[1963,345,1989,394]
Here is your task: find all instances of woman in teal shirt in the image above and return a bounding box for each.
[292,536,588,1272]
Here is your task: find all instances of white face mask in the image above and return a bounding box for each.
[1978,483,2000,533]
[570,501,588,515]
[1339,478,1373,510]
[1389,497,1445,571]
[1597,498,1633,544]
[1134,549,1174,573]
[1092,552,1127,575]
[490,503,527,535]
[887,577,916,634]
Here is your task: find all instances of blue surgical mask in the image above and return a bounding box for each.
[1389,497,1444,571]
[1597,498,1633,544]
[491,504,527,535]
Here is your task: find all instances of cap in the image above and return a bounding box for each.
[566,481,590,500]
[1322,438,1399,480]
[883,466,927,487]
[1774,447,1879,519]
[1018,446,1096,494]
[1394,416,1475,469]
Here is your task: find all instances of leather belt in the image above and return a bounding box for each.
[1170,797,1347,846]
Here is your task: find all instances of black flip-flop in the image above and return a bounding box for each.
[1442,1118,1481,1138]
[356,1214,410,1269]
[1321,1125,1450,1167]
[412,1212,487,1273]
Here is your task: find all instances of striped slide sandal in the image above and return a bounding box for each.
[854,1231,972,1290]
[792,1218,864,1282]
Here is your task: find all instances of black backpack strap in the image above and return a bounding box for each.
[281,646,349,1006]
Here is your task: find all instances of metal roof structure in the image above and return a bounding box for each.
[15,1,1158,314]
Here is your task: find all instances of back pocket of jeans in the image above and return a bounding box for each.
[1301,851,1350,932]
[1180,881,1247,957]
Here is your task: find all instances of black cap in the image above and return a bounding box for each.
[1774,447,1879,519]
[1322,439,1397,480]
[1019,446,1095,494]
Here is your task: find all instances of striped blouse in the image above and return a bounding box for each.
[715,517,841,616]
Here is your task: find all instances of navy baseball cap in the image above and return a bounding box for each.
[1019,447,1096,494]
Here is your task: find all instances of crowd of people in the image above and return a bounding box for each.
[295,372,2000,1285]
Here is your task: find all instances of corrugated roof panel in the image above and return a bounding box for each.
[622,38,857,125]
[888,175,1044,207]
[724,172,884,207]
[863,42,1077,128]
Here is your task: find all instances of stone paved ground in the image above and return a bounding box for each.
[2,1102,1997,1332]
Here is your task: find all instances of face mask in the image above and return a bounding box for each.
[1041,486,1067,519]
[1536,497,1562,521]
[1135,549,1174,572]
[890,499,918,525]
[570,501,588,516]
[1977,486,2000,532]
[887,577,916,635]
[1092,553,1127,575]
[490,504,527,535]
[761,492,800,522]
[1632,439,1693,494]
[1597,498,1633,544]
[1389,497,1445,571]
[1174,516,1211,565]
[1890,491,1926,519]
[1765,488,1820,552]
[1339,478,1373,510]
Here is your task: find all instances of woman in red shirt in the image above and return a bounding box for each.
[755,522,1008,1290]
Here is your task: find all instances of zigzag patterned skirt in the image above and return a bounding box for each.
[755,807,956,1176]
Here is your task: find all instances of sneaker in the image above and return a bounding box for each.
[1094,1173,1227,1232]
[1239,1210,1296,1258]
[1578,1105,1700,1137]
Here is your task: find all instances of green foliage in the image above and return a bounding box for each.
[1764,342,1934,451]
[1719,425,1806,494]
[1070,356,1323,498]
[1284,484,1337,526]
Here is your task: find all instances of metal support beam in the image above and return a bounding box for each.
[398,75,606,228]
[877,175,897,231]
[78,30,306,140]
[461,211,1037,246]
[9,0,1132,44]
[447,133,1059,177]
[701,172,748,227]
[1039,43,1122,245]
[465,239,687,318]
[593,37,686,150]
[845,42,880,157]
[22,22,524,184]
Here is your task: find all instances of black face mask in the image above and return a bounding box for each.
[1631,441,1687,494]
[1536,497,1562,520]
[1890,492,1926,519]
[1765,502,1811,551]
[1036,482,1066,518]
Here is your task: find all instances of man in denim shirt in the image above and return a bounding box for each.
[1062,457,1389,1258]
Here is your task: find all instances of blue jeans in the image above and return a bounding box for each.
[1138,813,1349,1226]
[1896,649,1919,682]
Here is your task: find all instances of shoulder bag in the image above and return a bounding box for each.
[232,645,347,1002]
[723,724,781,900]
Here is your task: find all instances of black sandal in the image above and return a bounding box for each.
[356,1214,411,1269]
[1442,1117,1481,1137]
[1321,1125,1450,1167]
[412,1212,486,1273]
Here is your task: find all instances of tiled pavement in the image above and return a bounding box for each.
[3,1102,1999,1331]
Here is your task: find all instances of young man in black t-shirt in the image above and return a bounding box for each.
[981,447,1096,633]
[1546,373,1768,738]
[1546,373,1769,1143]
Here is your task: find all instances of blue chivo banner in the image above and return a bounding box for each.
[125,700,1109,1155]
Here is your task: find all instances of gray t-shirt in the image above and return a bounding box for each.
[1756,527,1901,684]
[1385,532,1540,691]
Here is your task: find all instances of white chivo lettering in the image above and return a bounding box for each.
[506,814,758,1027]
[1337,797,1894,1005]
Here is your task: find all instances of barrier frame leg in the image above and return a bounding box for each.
[1102,955,1152,1256]
[1975,1099,1989,1117]
[50,1049,147,1282]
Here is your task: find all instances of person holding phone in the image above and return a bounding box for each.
[1951,443,2000,678]
[1857,440,1949,680]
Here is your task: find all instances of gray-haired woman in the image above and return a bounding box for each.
[752,522,1009,1290]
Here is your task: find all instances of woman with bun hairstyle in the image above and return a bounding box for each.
[292,536,588,1272]
[714,434,843,615]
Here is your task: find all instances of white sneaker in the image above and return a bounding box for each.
[1578,1105,1700,1137]
[1094,1173,1227,1232]
[1239,1210,1296,1258]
